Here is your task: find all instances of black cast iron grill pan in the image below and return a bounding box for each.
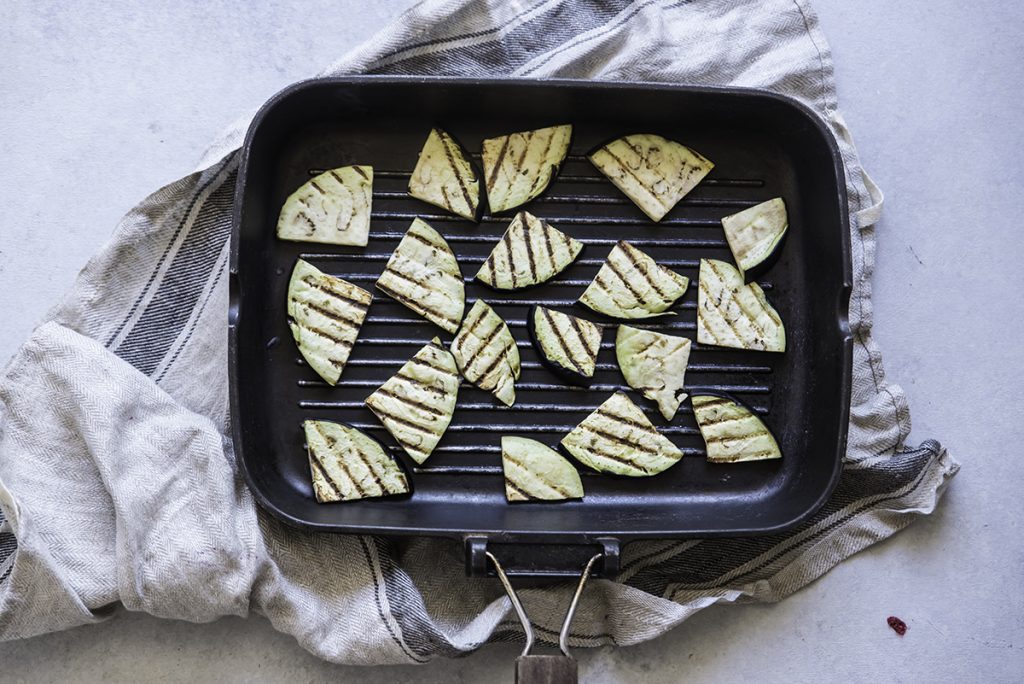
[229,77,852,579]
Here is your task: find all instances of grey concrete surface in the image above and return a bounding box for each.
[1,1,1022,682]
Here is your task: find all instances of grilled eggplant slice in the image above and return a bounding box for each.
[589,134,713,222]
[502,436,584,502]
[365,338,459,464]
[697,258,785,352]
[616,326,691,421]
[561,392,683,477]
[451,301,520,406]
[692,395,781,463]
[482,124,572,213]
[408,128,480,220]
[579,241,689,319]
[721,197,788,280]
[287,258,372,385]
[277,165,372,246]
[304,420,410,502]
[528,306,602,384]
[376,218,465,334]
[476,211,583,290]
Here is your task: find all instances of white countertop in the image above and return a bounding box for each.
[1,1,1021,681]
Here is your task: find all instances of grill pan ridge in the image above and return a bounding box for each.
[229,77,852,577]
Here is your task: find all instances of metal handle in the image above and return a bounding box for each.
[488,551,602,684]
[466,536,619,579]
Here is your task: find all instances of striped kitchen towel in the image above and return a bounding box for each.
[0,0,957,664]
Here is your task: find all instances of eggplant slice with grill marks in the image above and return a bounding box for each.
[579,241,689,319]
[451,300,521,406]
[287,258,372,385]
[616,325,691,421]
[502,436,584,502]
[277,165,372,246]
[476,211,583,290]
[588,134,713,222]
[482,124,572,213]
[408,128,480,221]
[365,338,460,465]
[561,392,683,477]
[697,258,785,352]
[527,306,602,384]
[375,218,465,334]
[721,197,788,280]
[304,420,411,503]
[692,394,781,463]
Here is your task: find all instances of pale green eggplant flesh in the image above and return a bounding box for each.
[616,325,691,421]
[560,391,683,477]
[696,258,785,352]
[375,218,465,334]
[720,197,788,279]
[408,128,480,220]
[529,306,602,382]
[691,395,782,463]
[579,241,689,319]
[277,165,372,246]
[451,300,520,406]
[476,211,583,290]
[482,125,572,213]
[365,338,460,464]
[589,134,713,222]
[287,258,372,385]
[501,436,584,501]
[304,420,410,502]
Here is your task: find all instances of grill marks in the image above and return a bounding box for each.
[481,125,572,213]
[501,436,583,502]
[365,340,460,464]
[407,128,480,220]
[376,219,465,334]
[304,420,409,503]
[561,392,683,477]
[588,134,713,222]
[287,259,371,386]
[475,212,583,290]
[616,325,692,421]
[277,165,372,246]
[692,395,781,463]
[451,301,520,406]
[579,241,689,319]
[696,258,785,352]
[530,306,602,380]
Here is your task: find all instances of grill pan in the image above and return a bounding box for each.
[229,77,852,580]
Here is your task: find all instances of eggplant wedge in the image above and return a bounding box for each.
[589,134,713,222]
[697,258,785,352]
[287,258,372,385]
[692,395,781,463]
[561,391,683,477]
[365,338,459,464]
[451,300,520,406]
[304,420,410,502]
[721,197,788,280]
[408,128,480,221]
[528,306,602,384]
[375,218,465,334]
[482,124,572,213]
[502,436,584,502]
[616,326,691,421]
[277,165,372,246]
[579,241,689,319]
[476,211,583,290]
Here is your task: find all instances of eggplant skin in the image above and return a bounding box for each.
[502,436,584,502]
[527,306,602,386]
[691,393,781,463]
[304,420,411,503]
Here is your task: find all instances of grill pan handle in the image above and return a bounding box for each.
[465,537,620,579]
[486,549,604,684]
